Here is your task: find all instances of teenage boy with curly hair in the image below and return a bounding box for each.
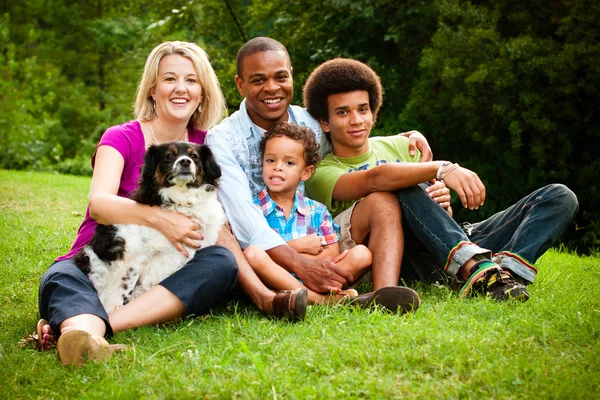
[304,58,578,300]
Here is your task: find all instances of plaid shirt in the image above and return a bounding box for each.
[254,189,339,245]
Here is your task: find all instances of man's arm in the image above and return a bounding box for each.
[206,130,352,292]
[401,130,433,162]
[205,131,286,250]
[266,245,352,292]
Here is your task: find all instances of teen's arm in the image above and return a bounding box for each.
[332,161,486,210]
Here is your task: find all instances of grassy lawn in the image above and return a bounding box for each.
[1,169,599,399]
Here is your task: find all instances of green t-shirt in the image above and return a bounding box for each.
[305,135,422,218]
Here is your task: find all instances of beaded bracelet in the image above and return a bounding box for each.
[436,162,451,181]
[439,163,460,181]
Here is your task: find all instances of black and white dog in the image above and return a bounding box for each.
[75,142,227,313]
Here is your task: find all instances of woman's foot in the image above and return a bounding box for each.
[56,330,128,367]
[36,319,57,351]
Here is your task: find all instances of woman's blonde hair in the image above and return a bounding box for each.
[134,41,226,131]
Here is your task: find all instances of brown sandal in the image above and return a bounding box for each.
[271,288,308,322]
[56,330,128,367]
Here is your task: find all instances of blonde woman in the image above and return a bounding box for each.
[37,41,306,367]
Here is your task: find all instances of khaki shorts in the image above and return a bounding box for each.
[333,201,372,287]
[333,202,358,253]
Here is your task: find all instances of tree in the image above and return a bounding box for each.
[402,0,600,250]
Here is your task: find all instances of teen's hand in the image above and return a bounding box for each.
[288,234,323,255]
[402,130,433,162]
[156,209,203,257]
[426,181,452,212]
[294,257,354,293]
[441,166,486,210]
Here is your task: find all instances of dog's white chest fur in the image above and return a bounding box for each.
[82,184,226,313]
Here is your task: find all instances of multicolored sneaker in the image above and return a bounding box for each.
[458,261,530,301]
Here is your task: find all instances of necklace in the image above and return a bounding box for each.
[150,124,187,145]
[331,146,383,168]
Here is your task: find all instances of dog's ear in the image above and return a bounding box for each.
[130,144,162,205]
[199,145,222,186]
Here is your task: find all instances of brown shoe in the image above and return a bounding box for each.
[349,286,421,314]
[56,330,128,367]
[272,288,308,322]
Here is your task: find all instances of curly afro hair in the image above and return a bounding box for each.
[259,122,321,167]
[303,58,383,123]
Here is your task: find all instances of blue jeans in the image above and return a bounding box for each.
[397,184,578,283]
[39,245,238,336]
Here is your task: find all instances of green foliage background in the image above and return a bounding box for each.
[1,0,597,251]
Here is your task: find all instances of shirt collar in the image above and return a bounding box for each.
[239,98,298,140]
[258,189,308,217]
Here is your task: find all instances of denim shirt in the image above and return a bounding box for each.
[206,99,324,250]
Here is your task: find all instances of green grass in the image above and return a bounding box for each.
[1,169,599,399]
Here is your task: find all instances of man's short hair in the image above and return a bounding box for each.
[236,37,291,78]
[303,58,383,123]
[259,123,321,167]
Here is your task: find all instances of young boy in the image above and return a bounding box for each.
[244,122,420,311]
[303,58,578,300]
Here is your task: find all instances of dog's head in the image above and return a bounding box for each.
[130,142,222,205]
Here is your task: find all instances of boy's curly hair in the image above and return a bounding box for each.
[303,58,383,123]
[259,123,321,167]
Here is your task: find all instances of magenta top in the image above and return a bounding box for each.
[56,120,207,261]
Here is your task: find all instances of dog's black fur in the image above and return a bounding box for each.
[74,142,225,311]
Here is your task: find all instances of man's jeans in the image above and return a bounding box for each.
[397,184,578,284]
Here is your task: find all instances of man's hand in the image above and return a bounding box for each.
[294,257,354,293]
[441,166,486,210]
[402,130,433,162]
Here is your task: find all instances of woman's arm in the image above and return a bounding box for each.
[87,145,202,255]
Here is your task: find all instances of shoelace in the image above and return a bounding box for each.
[478,268,507,289]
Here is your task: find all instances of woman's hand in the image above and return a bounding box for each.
[155,209,203,257]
